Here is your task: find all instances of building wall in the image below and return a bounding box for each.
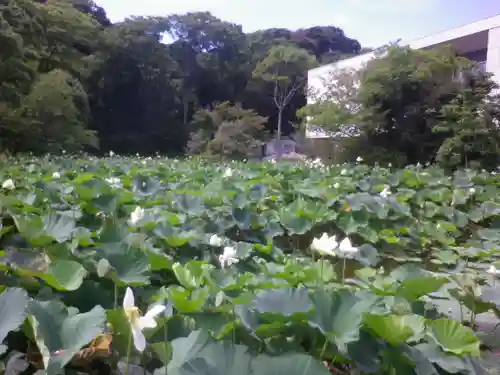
[487,26,500,86]
[463,48,488,63]
[308,52,376,101]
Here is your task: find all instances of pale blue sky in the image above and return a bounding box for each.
[100,0,500,47]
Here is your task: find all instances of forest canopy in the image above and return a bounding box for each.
[0,0,362,156]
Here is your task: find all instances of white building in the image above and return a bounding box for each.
[306,14,500,138]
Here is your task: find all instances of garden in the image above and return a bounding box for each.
[1,155,500,374]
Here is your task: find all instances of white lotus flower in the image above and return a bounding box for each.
[52,172,60,179]
[340,169,347,176]
[487,265,500,275]
[356,156,363,162]
[380,185,391,199]
[105,177,121,188]
[2,179,15,190]
[333,182,340,189]
[338,237,358,255]
[219,246,239,268]
[469,187,476,194]
[311,233,338,256]
[224,168,233,177]
[209,234,223,247]
[129,206,145,226]
[123,287,165,352]
[309,158,323,168]
[109,150,115,157]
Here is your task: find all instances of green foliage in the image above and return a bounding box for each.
[0,0,105,153]
[0,0,41,111]
[7,69,98,152]
[0,2,361,155]
[434,79,500,170]
[253,44,317,85]
[35,0,111,75]
[300,67,360,131]
[87,37,184,155]
[304,46,500,168]
[253,45,316,143]
[187,102,269,159]
[0,156,499,374]
[247,26,361,65]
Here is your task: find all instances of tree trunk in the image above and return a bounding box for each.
[183,100,189,126]
[276,107,283,158]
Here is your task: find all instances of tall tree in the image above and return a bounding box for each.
[253,45,316,154]
[0,3,366,156]
[86,36,184,155]
[35,0,110,76]
[434,72,500,169]
[302,46,500,167]
[166,12,252,106]
[72,0,111,26]
[6,69,98,153]
[290,26,361,64]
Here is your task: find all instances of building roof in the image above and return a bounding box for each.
[409,14,500,50]
[309,14,500,76]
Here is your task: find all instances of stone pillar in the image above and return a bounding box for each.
[486,26,500,87]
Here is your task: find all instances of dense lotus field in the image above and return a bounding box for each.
[1,155,500,374]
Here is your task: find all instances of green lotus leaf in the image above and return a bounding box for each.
[308,289,366,352]
[364,314,424,346]
[251,353,330,375]
[397,277,448,301]
[0,288,29,352]
[426,318,480,357]
[28,300,106,374]
[253,288,312,317]
[172,261,207,289]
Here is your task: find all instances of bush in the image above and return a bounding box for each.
[187,102,269,159]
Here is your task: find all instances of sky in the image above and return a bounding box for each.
[99,0,500,48]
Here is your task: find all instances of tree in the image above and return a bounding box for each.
[34,0,111,76]
[0,0,114,153]
[0,2,365,156]
[297,68,362,163]
[434,72,500,169]
[5,69,98,152]
[302,45,500,167]
[86,36,184,155]
[0,0,42,108]
[187,102,268,159]
[167,41,200,126]
[166,12,252,106]
[253,45,316,155]
[290,26,361,64]
[72,0,111,26]
[247,26,361,65]
[300,67,361,138]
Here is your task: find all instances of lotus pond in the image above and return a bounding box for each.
[1,156,500,374]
